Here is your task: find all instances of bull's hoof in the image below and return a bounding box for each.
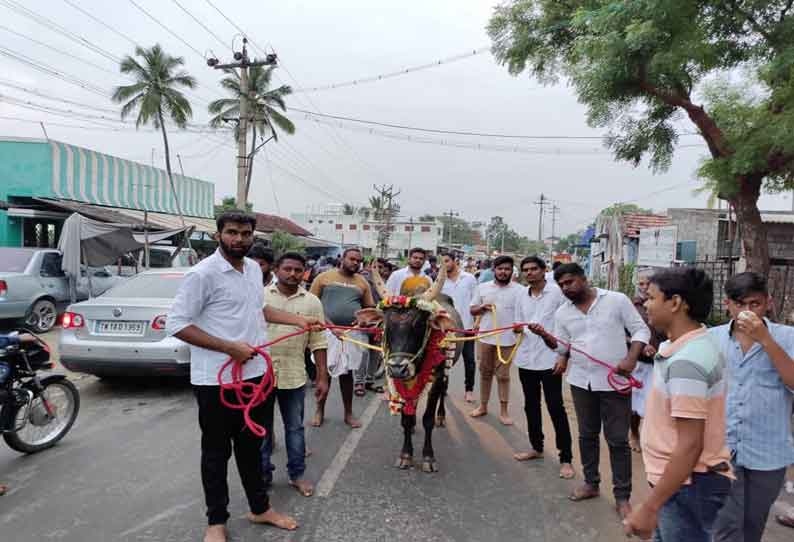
[435,416,446,428]
[421,457,438,473]
[395,454,414,469]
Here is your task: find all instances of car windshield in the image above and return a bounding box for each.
[102,272,185,298]
[0,249,34,273]
[148,248,175,268]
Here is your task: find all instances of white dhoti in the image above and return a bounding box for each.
[325,330,366,378]
[631,362,653,417]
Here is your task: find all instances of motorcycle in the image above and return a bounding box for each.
[0,330,80,453]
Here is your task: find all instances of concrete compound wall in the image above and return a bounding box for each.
[667,208,723,261]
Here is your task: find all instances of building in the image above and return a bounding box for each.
[291,206,443,258]
[0,138,216,247]
[590,211,670,288]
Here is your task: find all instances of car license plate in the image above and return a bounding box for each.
[96,320,144,335]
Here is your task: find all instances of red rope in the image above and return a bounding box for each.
[447,323,642,395]
[217,324,381,436]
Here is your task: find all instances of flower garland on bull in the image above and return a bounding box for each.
[376,295,451,416]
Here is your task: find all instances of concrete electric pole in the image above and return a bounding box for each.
[535,193,548,242]
[208,38,277,208]
[443,209,459,246]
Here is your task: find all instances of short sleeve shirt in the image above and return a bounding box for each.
[641,327,732,486]
[265,285,327,390]
[310,269,374,326]
[470,280,524,346]
[514,281,565,370]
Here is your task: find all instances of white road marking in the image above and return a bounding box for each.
[117,498,200,538]
[315,394,381,498]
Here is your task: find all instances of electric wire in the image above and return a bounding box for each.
[169,0,231,52]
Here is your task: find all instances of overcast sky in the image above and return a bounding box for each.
[1,0,791,238]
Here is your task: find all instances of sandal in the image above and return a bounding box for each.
[365,383,384,393]
[354,384,366,397]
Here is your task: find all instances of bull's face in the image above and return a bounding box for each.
[382,305,433,381]
[358,262,449,382]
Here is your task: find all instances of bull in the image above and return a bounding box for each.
[358,264,463,473]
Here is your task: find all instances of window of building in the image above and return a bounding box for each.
[335,224,342,230]
[363,224,371,231]
[421,226,431,233]
[405,225,414,232]
[308,220,313,224]
[349,224,357,230]
[318,220,324,224]
[389,225,395,232]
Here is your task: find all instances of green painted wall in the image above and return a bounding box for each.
[0,139,53,246]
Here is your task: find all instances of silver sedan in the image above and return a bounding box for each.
[59,269,190,377]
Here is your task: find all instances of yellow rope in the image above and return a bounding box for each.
[439,307,523,365]
[337,331,384,352]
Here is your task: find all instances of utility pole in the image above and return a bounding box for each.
[373,184,400,258]
[443,209,459,246]
[208,39,277,208]
[550,204,560,246]
[407,216,414,249]
[535,193,548,242]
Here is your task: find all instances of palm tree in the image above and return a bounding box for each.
[208,64,295,202]
[112,44,196,224]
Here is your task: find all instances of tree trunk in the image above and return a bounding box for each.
[158,109,186,227]
[731,175,770,275]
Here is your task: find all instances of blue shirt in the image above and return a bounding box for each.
[478,269,494,284]
[710,321,794,470]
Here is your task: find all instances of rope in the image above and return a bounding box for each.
[217,324,381,436]
[441,307,523,365]
[445,320,642,395]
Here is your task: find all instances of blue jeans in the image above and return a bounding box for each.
[654,472,731,542]
[261,386,306,482]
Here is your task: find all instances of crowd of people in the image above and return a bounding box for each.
[163,210,793,542]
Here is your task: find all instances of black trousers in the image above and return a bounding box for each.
[462,339,476,392]
[194,382,270,525]
[569,384,632,501]
[517,368,573,463]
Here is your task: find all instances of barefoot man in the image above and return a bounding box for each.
[167,211,318,542]
[310,247,375,428]
[513,256,574,479]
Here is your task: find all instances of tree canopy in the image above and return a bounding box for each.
[488,0,794,273]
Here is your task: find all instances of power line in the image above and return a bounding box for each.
[0,46,110,97]
[292,46,493,94]
[0,24,119,76]
[169,0,231,52]
[127,0,206,61]
[0,78,120,114]
[60,0,138,47]
[0,0,121,63]
[292,108,703,140]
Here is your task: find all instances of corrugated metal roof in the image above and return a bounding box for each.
[255,213,312,236]
[622,213,671,237]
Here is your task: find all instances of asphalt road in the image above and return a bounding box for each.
[1,330,792,541]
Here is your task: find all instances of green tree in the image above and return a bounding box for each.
[270,231,304,255]
[214,196,253,217]
[599,203,652,217]
[555,233,581,253]
[209,64,295,203]
[112,44,196,222]
[488,1,794,273]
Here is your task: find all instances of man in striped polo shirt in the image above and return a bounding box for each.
[624,267,732,541]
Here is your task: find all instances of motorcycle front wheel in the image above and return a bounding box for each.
[2,378,80,454]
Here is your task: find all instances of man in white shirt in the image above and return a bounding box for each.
[166,211,319,542]
[469,255,524,425]
[513,256,574,480]
[248,243,276,287]
[441,253,479,402]
[529,262,650,520]
[386,247,427,295]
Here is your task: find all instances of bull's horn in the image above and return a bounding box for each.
[422,258,446,301]
[370,262,389,300]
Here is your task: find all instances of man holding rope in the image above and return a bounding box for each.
[469,255,523,425]
[167,211,320,542]
[529,263,649,521]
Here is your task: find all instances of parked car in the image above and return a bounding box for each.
[0,248,124,333]
[59,268,190,377]
[109,246,199,277]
